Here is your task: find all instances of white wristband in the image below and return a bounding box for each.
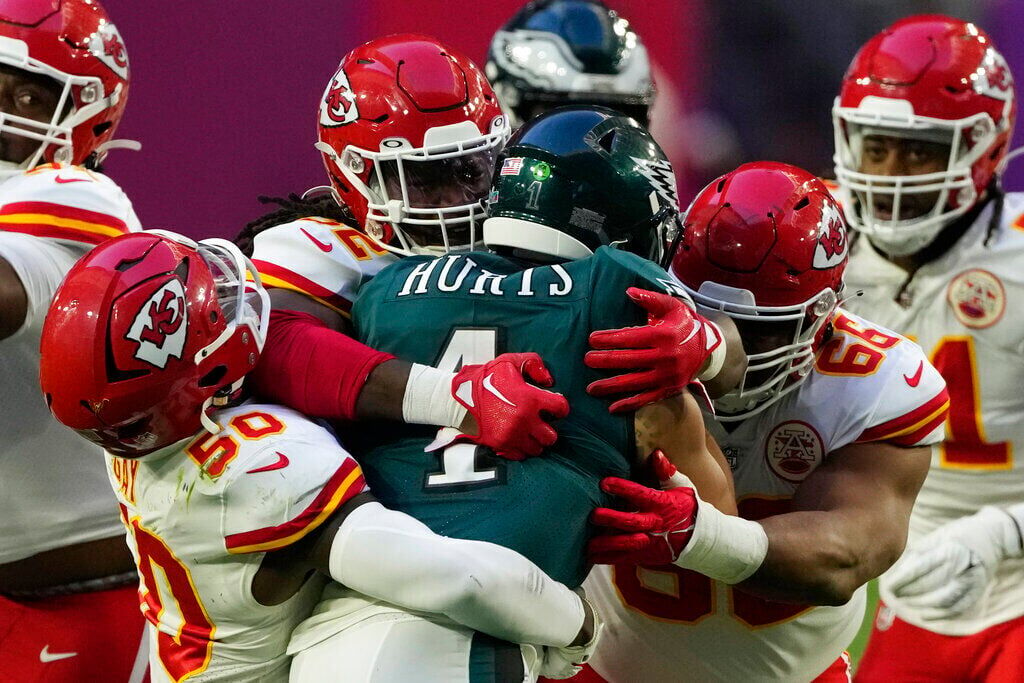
[402,363,467,428]
[673,493,768,584]
[697,321,726,382]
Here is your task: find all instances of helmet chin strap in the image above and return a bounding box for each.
[198,378,246,436]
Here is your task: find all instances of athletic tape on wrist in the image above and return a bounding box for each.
[673,494,768,584]
[402,363,467,428]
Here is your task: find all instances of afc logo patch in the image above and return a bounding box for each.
[947,269,1005,329]
[319,66,358,127]
[764,420,824,483]
[126,278,188,368]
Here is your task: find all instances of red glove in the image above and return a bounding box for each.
[451,352,570,460]
[589,450,698,565]
[586,287,721,413]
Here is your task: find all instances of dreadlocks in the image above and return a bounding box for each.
[234,193,357,257]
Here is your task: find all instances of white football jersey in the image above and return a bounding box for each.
[586,309,948,682]
[250,217,397,317]
[0,164,141,563]
[845,192,1024,635]
[108,402,367,682]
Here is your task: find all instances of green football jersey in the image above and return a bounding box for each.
[351,247,689,587]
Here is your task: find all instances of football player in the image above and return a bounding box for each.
[485,0,655,127]
[39,231,605,683]
[285,106,741,683]
[572,162,949,682]
[0,1,144,681]
[237,35,730,478]
[833,15,1024,681]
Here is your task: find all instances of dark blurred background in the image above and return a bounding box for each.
[101,0,1020,239]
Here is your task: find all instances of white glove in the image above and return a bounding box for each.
[885,505,1024,621]
[538,596,603,680]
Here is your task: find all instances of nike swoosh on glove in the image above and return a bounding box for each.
[586,287,721,414]
[884,506,1023,621]
[448,352,569,461]
[588,450,698,565]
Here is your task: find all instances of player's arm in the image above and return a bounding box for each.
[251,289,568,459]
[586,288,746,413]
[740,440,930,605]
[634,391,736,514]
[0,256,28,339]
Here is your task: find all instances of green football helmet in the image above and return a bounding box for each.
[484,105,679,265]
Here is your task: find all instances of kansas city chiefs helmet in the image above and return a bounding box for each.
[0,0,132,177]
[40,232,269,457]
[672,162,848,421]
[833,15,1017,255]
[487,0,654,127]
[485,105,679,265]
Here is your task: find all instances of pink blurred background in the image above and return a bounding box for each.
[101,0,1021,240]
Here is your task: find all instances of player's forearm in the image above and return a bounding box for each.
[741,510,901,606]
[328,502,586,647]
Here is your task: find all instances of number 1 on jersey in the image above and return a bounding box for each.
[426,328,506,490]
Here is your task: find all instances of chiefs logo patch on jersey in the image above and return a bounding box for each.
[947,268,1006,329]
[89,22,129,80]
[974,47,1014,103]
[319,66,359,127]
[813,202,847,269]
[765,420,824,483]
[125,279,188,368]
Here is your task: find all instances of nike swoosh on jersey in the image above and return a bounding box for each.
[904,361,924,387]
[300,227,334,253]
[482,373,516,406]
[246,452,290,474]
[39,646,78,663]
[54,175,88,184]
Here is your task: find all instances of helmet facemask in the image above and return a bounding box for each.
[318,116,508,256]
[689,281,839,422]
[833,98,1003,256]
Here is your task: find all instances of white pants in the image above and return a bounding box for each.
[288,588,539,683]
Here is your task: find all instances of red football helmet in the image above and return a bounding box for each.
[315,34,509,255]
[0,0,131,177]
[833,15,1016,255]
[40,232,269,457]
[672,162,847,420]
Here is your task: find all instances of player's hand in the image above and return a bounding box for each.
[448,352,569,460]
[885,506,1022,620]
[538,593,603,679]
[586,287,722,413]
[589,450,698,565]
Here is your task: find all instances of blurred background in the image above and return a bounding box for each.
[101,0,1021,239]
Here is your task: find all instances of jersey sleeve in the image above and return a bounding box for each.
[823,313,950,448]
[251,217,398,318]
[0,231,84,337]
[0,164,140,246]
[218,406,369,554]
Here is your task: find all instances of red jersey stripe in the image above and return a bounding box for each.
[856,388,951,443]
[252,259,353,317]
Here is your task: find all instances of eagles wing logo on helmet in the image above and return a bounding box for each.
[125,279,188,369]
[89,22,129,80]
[631,157,679,212]
[813,201,847,268]
[319,66,359,127]
[974,47,1014,102]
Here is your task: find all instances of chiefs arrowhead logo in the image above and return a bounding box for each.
[125,279,188,368]
[812,201,847,269]
[89,22,129,80]
[974,47,1014,103]
[319,66,358,127]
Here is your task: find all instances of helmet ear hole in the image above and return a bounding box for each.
[198,365,228,388]
[93,121,113,137]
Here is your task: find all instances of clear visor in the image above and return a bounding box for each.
[195,238,270,356]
